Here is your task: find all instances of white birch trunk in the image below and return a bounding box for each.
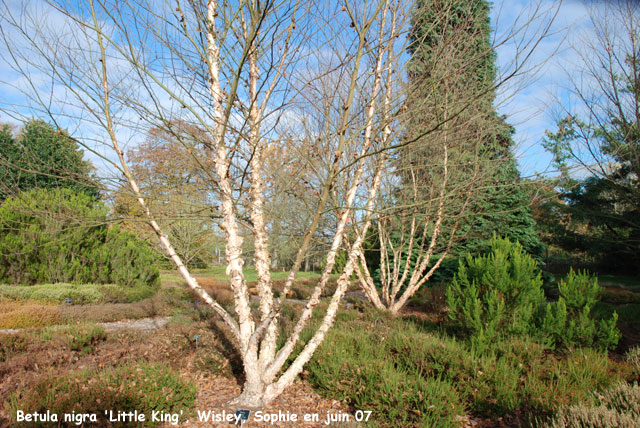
[88,0,240,342]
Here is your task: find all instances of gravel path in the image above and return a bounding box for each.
[99,316,171,332]
[0,316,171,335]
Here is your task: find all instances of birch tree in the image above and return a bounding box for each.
[350,0,558,314]
[0,0,409,407]
[0,0,558,407]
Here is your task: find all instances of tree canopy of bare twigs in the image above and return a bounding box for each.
[350,0,549,314]
[0,0,558,406]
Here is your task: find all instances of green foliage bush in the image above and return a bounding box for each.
[308,318,465,428]
[0,188,159,287]
[93,228,160,288]
[470,343,619,416]
[541,269,620,350]
[307,310,627,424]
[532,348,623,409]
[446,236,620,351]
[445,236,545,349]
[7,362,196,427]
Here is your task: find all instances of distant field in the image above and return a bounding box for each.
[0,282,156,304]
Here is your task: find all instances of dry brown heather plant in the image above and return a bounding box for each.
[0,0,557,407]
[545,382,640,428]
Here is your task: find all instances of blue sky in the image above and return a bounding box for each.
[0,0,608,180]
[491,0,596,178]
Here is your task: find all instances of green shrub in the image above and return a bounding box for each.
[7,362,196,427]
[308,321,465,428]
[528,349,637,418]
[93,228,160,288]
[553,349,615,403]
[384,324,476,385]
[446,237,620,351]
[385,327,530,416]
[477,342,619,416]
[0,188,159,287]
[445,236,545,349]
[308,312,628,423]
[541,269,620,350]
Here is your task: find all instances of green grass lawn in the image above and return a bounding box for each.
[161,266,326,286]
[190,266,323,282]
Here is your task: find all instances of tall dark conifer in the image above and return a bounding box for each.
[403,0,543,265]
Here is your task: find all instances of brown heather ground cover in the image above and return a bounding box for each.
[0,270,638,427]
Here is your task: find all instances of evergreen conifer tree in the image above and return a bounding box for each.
[0,120,99,201]
[404,0,543,267]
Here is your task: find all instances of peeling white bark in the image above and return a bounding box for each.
[95,0,399,409]
[88,0,239,343]
[4,0,561,412]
